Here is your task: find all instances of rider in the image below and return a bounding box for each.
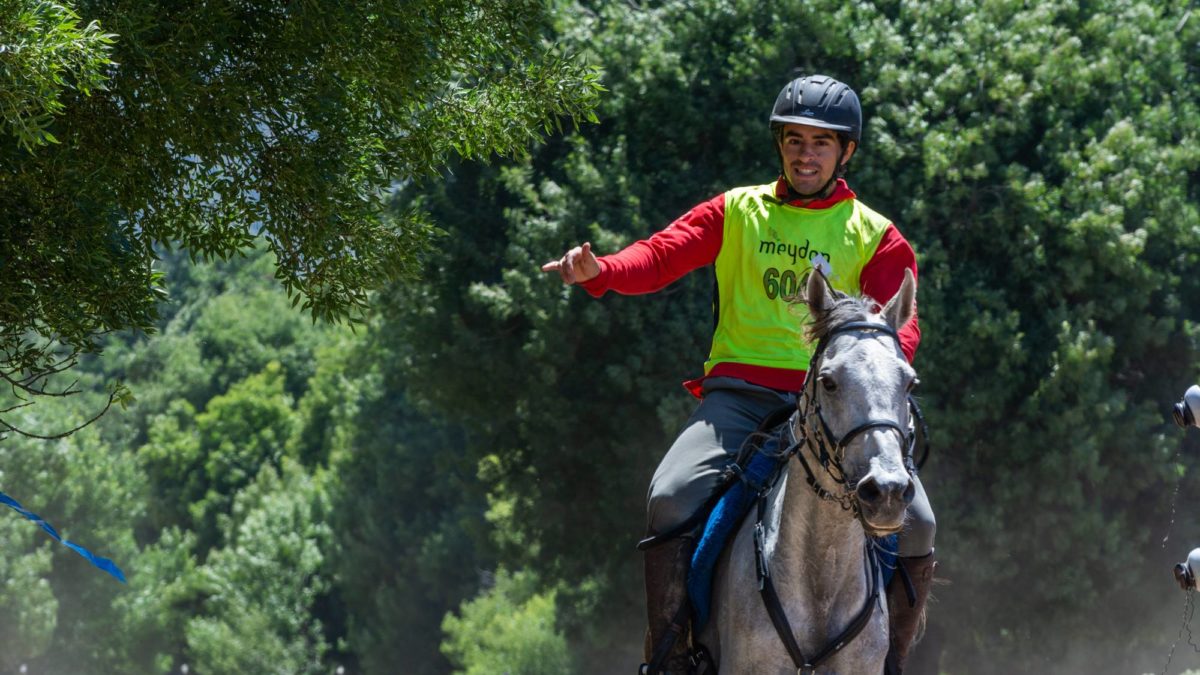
[543,74,937,674]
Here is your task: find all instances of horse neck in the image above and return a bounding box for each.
[771,456,870,628]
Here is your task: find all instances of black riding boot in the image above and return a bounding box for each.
[885,552,937,675]
[640,536,695,675]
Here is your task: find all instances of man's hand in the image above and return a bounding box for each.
[542,242,600,285]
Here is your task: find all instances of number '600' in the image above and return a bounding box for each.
[762,267,801,301]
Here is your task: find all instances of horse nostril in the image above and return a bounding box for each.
[858,475,913,507]
[857,477,882,505]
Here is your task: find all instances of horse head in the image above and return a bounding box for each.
[801,268,918,535]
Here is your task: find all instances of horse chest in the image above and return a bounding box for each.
[712,535,889,674]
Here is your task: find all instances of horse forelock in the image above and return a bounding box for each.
[803,292,880,346]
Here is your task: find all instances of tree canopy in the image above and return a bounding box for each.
[0,0,600,436]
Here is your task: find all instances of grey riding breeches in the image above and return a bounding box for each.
[645,377,936,558]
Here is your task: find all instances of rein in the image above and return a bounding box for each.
[754,319,914,673]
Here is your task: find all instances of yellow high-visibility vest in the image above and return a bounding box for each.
[706,183,892,376]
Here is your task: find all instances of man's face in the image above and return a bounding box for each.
[778,124,856,197]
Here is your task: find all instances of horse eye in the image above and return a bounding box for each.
[906,377,920,392]
[819,375,837,393]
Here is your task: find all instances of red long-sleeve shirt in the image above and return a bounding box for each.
[581,178,920,396]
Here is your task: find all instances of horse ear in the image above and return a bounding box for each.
[881,268,916,330]
[805,268,835,317]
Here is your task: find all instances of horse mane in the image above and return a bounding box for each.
[802,290,880,345]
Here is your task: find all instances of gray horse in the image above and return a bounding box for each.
[700,268,918,674]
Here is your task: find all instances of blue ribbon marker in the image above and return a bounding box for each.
[0,490,126,583]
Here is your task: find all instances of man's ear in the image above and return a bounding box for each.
[881,268,916,331]
[840,139,857,166]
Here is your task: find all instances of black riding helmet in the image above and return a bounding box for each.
[770,75,862,197]
[770,74,861,142]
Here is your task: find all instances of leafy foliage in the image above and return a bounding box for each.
[140,362,299,549]
[441,569,574,675]
[0,0,113,149]
[185,460,334,675]
[327,326,491,675]
[0,0,601,436]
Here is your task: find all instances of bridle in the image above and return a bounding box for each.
[789,320,921,517]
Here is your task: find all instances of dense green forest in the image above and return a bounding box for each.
[2,0,1200,674]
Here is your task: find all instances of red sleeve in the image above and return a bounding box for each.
[579,194,725,297]
[859,223,921,362]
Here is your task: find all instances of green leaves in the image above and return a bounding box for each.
[441,569,574,675]
[0,0,114,151]
[185,460,334,675]
[0,0,601,437]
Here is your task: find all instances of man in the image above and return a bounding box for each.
[543,74,936,674]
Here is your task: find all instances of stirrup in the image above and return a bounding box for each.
[690,644,715,674]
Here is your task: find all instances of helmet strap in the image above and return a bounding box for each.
[781,173,839,202]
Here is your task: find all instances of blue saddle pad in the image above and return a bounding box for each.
[686,454,899,632]
[687,450,778,632]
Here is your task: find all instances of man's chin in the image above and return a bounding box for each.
[786,176,829,198]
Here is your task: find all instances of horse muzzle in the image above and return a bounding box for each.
[854,470,914,533]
